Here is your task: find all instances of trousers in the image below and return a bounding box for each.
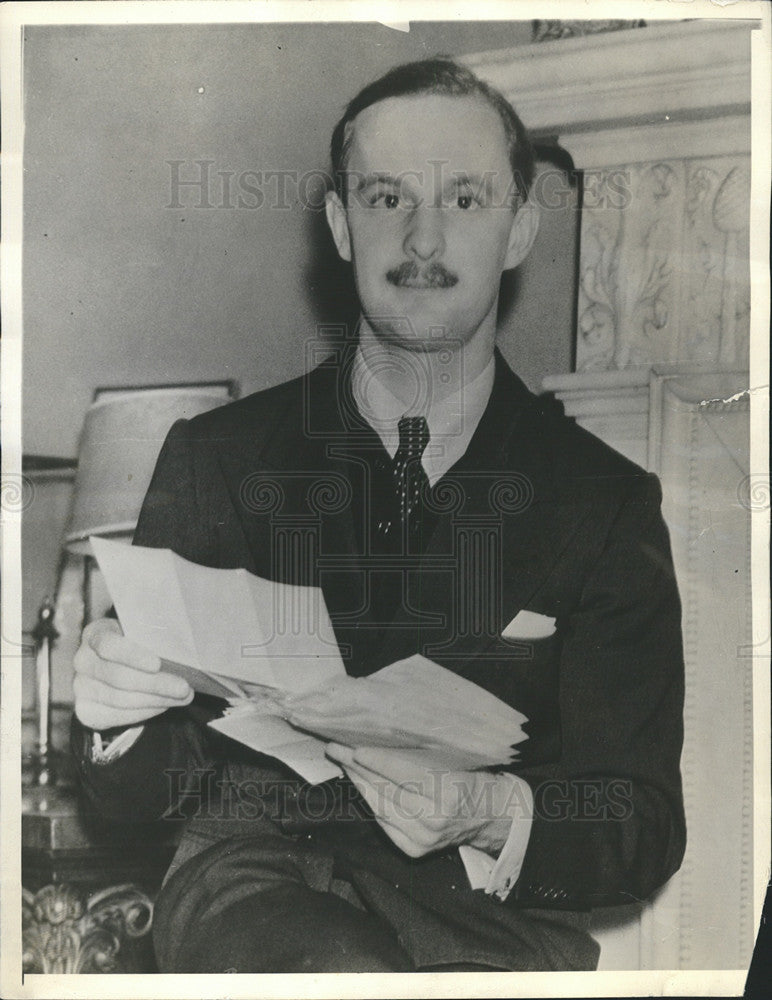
[153,807,600,973]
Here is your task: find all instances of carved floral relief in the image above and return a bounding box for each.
[22,882,153,974]
[532,20,646,43]
[576,155,750,372]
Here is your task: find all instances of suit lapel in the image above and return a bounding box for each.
[376,352,589,669]
[214,355,385,670]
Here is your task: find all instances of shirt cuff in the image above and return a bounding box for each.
[458,773,534,901]
[91,725,145,764]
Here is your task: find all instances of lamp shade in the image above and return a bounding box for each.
[65,385,232,556]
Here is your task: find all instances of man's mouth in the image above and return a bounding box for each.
[386,261,458,289]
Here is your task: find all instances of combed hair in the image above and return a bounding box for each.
[330,57,534,205]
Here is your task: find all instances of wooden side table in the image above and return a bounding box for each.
[22,783,179,973]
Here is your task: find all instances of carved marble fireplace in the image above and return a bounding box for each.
[467,19,756,970]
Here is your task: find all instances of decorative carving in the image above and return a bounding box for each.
[680,158,751,367]
[532,20,645,43]
[577,162,680,371]
[577,155,750,371]
[713,164,751,367]
[22,882,153,973]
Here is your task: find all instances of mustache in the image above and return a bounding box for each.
[386,261,459,289]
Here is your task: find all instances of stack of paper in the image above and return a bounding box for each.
[208,654,528,784]
[282,655,526,768]
[92,538,528,784]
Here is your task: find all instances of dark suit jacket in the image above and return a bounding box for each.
[73,347,686,910]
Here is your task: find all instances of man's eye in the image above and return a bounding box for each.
[370,192,400,208]
[456,193,477,210]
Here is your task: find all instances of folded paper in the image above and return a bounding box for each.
[91,536,344,694]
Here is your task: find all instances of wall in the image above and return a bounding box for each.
[22,20,575,460]
[20,21,578,735]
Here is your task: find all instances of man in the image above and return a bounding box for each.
[71,59,686,973]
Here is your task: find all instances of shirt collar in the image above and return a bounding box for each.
[351,342,495,484]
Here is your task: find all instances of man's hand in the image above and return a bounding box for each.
[73,618,193,731]
[325,744,515,859]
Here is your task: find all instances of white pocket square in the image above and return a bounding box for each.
[502,609,556,641]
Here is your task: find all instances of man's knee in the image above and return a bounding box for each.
[158,884,413,973]
[153,833,324,970]
[152,834,413,972]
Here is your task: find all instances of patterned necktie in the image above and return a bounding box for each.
[393,416,431,531]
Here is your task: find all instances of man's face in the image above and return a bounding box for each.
[326,93,538,352]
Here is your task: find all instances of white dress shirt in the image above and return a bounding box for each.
[350,342,533,901]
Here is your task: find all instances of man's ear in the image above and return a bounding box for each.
[325,190,352,263]
[504,198,540,271]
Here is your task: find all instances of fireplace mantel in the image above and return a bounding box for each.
[467,21,756,972]
[465,20,751,166]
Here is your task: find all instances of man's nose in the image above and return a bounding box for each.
[403,205,445,261]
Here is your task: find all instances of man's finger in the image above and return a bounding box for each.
[338,763,392,821]
[328,743,428,788]
[324,742,354,764]
[335,754,430,821]
[88,627,161,673]
[78,657,191,699]
[339,767,432,858]
[351,747,438,792]
[74,675,193,711]
[366,811,428,859]
[328,745,430,804]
